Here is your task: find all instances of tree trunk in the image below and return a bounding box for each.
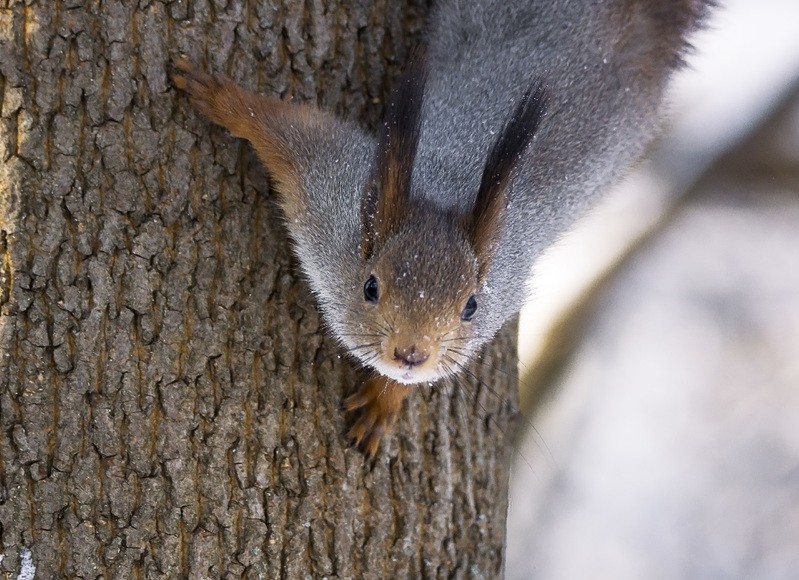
[0,1,518,577]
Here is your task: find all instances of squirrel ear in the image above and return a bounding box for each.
[361,50,428,260]
[468,81,549,280]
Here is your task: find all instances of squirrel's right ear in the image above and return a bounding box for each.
[468,81,549,280]
[361,51,428,260]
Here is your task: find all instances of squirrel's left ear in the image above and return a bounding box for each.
[361,51,428,260]
[467,81,549,281]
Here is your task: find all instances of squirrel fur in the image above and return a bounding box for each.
[173,0,712,457]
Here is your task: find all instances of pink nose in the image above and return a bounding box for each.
[394,345,429,367]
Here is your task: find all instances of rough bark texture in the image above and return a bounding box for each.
[0,1,519,578]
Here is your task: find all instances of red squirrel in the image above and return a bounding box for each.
[173,0,712,457]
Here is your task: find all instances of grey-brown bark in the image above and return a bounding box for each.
[0,1,518,578]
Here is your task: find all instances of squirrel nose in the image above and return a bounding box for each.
[393,345,429,367]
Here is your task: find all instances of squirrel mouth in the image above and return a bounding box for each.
[371,355,440,385]
[385,367,428,384]
[359,339,441,384]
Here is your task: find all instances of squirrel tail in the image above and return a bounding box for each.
[618,0,716,70]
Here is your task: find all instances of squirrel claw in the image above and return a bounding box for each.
[347,421,386,461]
[346,412,376,447]
[342,390,370,412]
[343,376,413,458]
[172,58,218,89]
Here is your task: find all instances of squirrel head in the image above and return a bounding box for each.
[339,52,548,384]
[357,205,480,384]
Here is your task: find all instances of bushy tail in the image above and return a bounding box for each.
[618,0,715,70]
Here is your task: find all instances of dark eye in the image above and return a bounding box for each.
[363,275,379,303]
[461,295,477,321]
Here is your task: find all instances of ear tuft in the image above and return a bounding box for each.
[361,49,428,260]
[469,80,549,279]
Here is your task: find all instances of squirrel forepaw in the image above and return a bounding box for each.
[343,375,414,459]
[172,59,230,126]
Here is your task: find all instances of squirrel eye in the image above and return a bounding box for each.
[363,275,380,303]
[461,295,478,321]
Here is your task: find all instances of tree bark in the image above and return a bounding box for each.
[0,1,518,577]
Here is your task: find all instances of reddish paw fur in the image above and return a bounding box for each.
[171,59,230,125]
[344,375,414,458]
[171,59,319,218]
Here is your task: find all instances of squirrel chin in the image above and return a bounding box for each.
[370,359,441,385]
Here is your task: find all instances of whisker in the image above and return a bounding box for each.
[442,355,539,473]
[377,376,391,400]
[443,374,486,447]
[445,346,473,358]
[349,341,383,351]
[447,348,517,382]
[439,334,496,344]
[338,332,384,339]
[444,354,554,466]
[445,354,515,413]
[359,353,380,367]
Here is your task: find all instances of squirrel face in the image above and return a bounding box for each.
[350,210,480,384]
[342,58,548,385]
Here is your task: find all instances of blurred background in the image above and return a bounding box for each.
[507,0,799,578]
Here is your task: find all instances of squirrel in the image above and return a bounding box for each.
[173,0,712,457]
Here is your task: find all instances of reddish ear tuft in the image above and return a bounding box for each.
[361,50,428,259]
[468,81,549,280]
